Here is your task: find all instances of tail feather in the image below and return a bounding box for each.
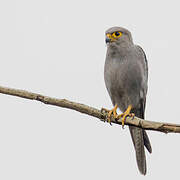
[129,126,146,175]
[129,102,152,175]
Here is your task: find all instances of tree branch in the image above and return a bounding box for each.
[0,85,179,133]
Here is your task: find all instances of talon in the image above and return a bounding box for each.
[102,104,118,125]
[117,105,134,128]
[108,111,113,125]
[130,113,135,120]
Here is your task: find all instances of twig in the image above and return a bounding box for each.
[0,85,179,133]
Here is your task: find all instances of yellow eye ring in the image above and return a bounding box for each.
[112,31,122,38]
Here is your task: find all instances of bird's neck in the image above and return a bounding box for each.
[107,42,133,58]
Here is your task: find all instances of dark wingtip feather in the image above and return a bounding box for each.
[143,130,152,153]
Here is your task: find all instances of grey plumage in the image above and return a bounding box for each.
[104,27,152,175]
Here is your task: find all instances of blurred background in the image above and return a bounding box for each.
[0,0,180,179]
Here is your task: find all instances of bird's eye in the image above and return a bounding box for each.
[115,32,120,36]
[112,31,122,38]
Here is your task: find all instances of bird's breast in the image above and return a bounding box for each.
[104,56,142,111]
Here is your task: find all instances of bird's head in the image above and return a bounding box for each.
[105,27,133,46]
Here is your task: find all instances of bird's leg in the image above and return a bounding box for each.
[117,105,135,128]
[101,104,118,125]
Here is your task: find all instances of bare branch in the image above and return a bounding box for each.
[0,85,179,133]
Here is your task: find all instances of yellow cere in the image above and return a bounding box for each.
[106,33,111,38]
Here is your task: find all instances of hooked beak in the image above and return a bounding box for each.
[105,37,111,44]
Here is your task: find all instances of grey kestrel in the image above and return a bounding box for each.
[104,26,152,175]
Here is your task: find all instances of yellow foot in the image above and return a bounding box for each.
[117,105,135,128]
[101,104,118,125]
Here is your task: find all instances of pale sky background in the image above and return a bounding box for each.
[0,0,180,179]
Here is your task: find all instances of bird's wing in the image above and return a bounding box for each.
[135,45,148,85]
[129,46,152,175]
[136,46,152,152]
[135,45,149,118]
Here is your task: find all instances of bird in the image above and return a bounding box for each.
[104,26,152,175]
